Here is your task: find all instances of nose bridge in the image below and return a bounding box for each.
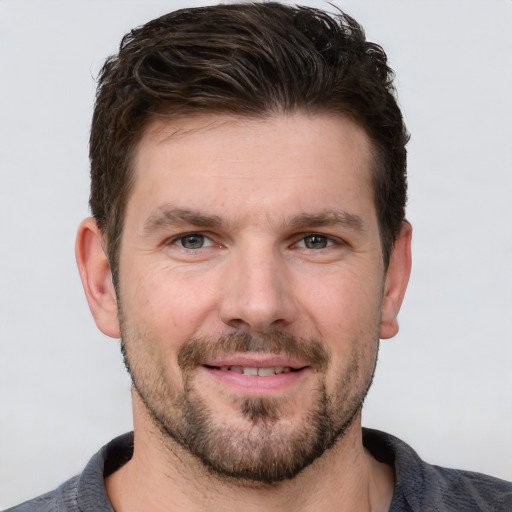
[220,239,296,332]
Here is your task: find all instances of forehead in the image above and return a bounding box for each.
[128,112,376,228]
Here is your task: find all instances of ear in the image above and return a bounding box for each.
[380,221,412,339]
[75,217,121,338]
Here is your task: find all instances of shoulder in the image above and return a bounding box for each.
[363,428,512,512]
[3,476,79,512]
[428,465,512,511]
[4,433,133,512]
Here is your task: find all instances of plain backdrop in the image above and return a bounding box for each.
[1,0,511,508]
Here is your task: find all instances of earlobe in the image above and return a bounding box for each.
[75,217,121,338]
[380,221,412,340]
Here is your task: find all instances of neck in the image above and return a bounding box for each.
[106,396,394,512]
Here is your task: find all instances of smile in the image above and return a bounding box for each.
[203,364,306,376]
[200,360,311,394]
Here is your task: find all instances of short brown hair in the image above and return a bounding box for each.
[90,2,408,280]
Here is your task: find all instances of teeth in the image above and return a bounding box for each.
[257,367,275,376]
[216,365,294,376]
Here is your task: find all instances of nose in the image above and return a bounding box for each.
[219,243,298,333]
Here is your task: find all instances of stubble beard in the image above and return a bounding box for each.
[120,328,378,485]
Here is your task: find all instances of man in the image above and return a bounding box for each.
[7,2,511,511]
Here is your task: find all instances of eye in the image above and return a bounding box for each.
[297,234,334,250]
[175,233,214,249]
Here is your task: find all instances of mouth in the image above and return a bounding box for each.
[203,364,308,376]
[199,356,312,394]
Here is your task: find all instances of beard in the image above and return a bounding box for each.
[120,327,378,485]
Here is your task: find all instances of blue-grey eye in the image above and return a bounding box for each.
[301,235,330,249]
[179,234,206,249]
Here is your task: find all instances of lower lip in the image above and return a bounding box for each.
[200,366,311,394]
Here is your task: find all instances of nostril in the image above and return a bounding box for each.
[226,318,250,330]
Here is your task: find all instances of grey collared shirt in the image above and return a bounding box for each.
[6,429,512,511]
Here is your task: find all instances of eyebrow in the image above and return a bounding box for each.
[286,210,365,232]
[143,207,224,234]
[143,206,364,235]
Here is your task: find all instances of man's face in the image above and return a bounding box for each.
[117,113,388,483]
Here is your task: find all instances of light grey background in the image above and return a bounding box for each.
[1,0,511,508]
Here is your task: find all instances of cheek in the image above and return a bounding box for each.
[297,266,383,385]
[120,259,222,341]
[299,266,383,336]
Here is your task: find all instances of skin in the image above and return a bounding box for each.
[76,112,412,512]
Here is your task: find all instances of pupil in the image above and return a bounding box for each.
[306,235,327,249]
[182,235,204,249]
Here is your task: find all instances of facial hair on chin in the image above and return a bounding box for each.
[120,329,377,484]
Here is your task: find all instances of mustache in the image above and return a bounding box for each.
[178,330,330,372]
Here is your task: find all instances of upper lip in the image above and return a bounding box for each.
[202,353,310,369]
